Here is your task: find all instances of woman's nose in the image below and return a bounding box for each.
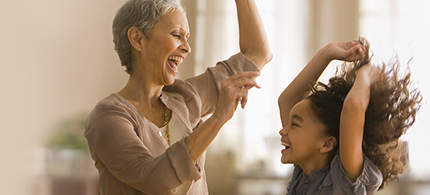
[181,40,191,53]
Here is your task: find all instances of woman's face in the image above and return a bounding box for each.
[279,99,327,165]
[137,10,191,85]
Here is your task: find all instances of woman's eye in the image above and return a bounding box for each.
[172,34,181,39]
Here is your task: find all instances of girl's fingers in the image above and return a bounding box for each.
[350,40,360,46]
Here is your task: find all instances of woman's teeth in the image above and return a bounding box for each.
[167,56,183,73]
[168,56,183,65]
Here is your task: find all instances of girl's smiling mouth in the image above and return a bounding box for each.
[281,140,291,152]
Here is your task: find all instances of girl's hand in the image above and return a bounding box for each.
[356,63,381,85]
[324,40,366,62]
[212,71,261,123]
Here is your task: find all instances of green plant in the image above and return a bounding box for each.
[46,113,89,152]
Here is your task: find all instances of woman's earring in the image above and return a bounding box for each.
[138,48,141,51]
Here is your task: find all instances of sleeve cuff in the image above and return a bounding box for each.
[226,52,261,73]
[166,136,202,183]
[331,152,383,190]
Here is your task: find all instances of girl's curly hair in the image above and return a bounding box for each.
[307,37,422,190]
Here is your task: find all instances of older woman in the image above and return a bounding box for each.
[84,0,272,194]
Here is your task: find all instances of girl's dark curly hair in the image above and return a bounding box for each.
[307,37,422,190]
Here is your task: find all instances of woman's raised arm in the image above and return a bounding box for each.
[235,0,273,70]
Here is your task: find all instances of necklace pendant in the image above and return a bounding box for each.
[162,103,171,146]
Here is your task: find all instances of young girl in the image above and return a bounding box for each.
[278,38,421,194]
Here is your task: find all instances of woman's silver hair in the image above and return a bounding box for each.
[113,0,185,74]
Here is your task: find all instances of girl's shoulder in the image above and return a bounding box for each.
[327,153,383,194]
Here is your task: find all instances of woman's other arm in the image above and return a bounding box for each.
[278,41,365,127]
[235,0,273,70]
[186,71,260,162]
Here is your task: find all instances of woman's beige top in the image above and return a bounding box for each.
[159,111,193,194]
[158,111,189,146]
[85,53,260,195]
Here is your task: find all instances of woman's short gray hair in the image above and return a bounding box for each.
[113,0,185,74]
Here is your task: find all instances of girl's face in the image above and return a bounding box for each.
[137,10,191,85]
[279,99,328,165]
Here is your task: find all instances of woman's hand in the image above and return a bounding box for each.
[323,40,366,62]
[185,71,260,162]
[212,71,260,123]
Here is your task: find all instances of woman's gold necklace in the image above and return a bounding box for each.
[162,104,171,146]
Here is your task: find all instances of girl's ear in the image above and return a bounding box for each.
[127,26,143,52]
[320,137,337,154]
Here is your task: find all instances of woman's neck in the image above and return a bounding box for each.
[117,74,168,127]
[118,74,164,108]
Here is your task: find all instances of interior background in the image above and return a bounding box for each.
[1,0,429,194]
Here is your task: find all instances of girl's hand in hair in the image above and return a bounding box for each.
[356,63,381,86]
[324,40,366,62]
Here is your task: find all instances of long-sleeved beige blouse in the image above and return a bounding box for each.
[85,53,260,195]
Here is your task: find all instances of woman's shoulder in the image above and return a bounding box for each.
[163,79,200,102]
[91,94,131,112]
[88,93,140,122]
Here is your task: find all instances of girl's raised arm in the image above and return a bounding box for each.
[339,64,381,182]
[278,41,365,127]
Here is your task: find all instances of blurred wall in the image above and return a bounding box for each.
[308,0,360,57]
[307,0,360,82]
[0,0,129,194]
[0,0,202,194]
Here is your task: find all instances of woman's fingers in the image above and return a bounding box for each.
[239,89,249,109]
[215,71,260,121]
[230,71,261,89]
[229,71,260,108]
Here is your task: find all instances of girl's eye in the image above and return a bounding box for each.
[291,123,298,127]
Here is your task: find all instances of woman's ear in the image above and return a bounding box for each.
[127,26,143,52]
[320,137,337,154]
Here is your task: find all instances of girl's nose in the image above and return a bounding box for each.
[279,128,286,136]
